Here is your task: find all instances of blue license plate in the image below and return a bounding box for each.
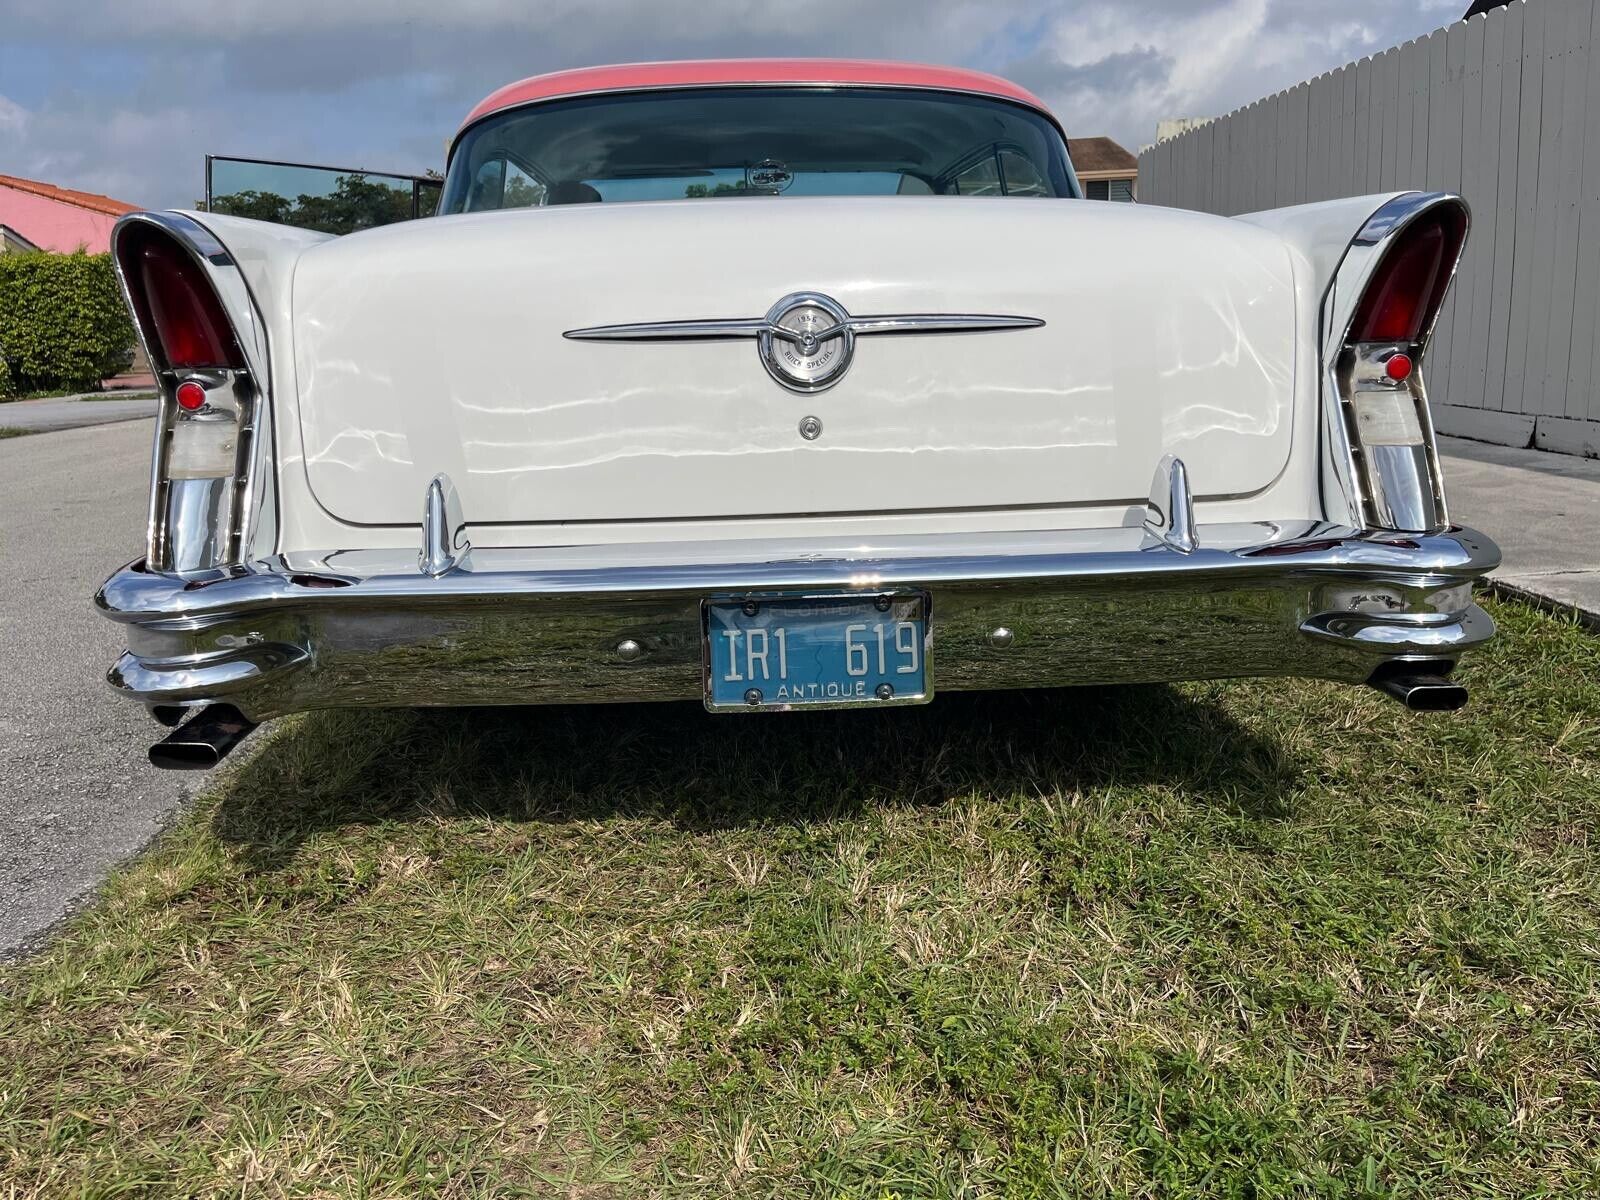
[704,594,930,711]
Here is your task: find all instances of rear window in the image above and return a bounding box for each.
[442,86,1078,211]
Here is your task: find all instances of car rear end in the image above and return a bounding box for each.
[94,77,1498,767]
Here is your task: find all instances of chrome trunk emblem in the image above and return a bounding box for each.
[762,293,854,391]
[563,291,1044,393]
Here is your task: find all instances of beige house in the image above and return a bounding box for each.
[1067,137,1138,202]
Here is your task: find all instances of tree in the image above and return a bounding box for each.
[288,174,413,235]
[207,189,294,224]
[503,175,546,208]
[209,173,413,236]
[0,251,135,393]
[684,180,750,198]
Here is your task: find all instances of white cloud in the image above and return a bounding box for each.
[0,93,28,139]
[0,0,1467,207]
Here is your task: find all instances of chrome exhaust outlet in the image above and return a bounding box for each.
[148,703,257,770]
[149,704,190,728]
[1369,662,1468,712]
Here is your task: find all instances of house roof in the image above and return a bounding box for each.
[1067,136,1138,177]
[0,173,141,218]
[459,59,1058,137]
[1464,0,1512,16]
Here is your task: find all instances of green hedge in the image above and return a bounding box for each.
[0,251,135,395]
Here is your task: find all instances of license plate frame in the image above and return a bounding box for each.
[702,592,933,713]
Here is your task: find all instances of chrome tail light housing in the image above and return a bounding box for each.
[111,213,269,574]
[1325,193,1469,534]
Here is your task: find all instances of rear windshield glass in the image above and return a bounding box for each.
[442,86,1078,211]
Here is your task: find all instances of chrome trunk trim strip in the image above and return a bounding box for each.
[563,314,1046,342]
[566,291,1044,393]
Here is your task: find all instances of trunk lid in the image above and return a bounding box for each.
[292,197,1296,526]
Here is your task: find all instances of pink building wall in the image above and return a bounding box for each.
[0,182,124,254]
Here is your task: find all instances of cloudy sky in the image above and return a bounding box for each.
[1,0,1467,209]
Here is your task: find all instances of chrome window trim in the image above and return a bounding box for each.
[110,210,275,573]
[446,82,1081,198]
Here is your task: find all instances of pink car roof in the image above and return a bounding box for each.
[458,59,1059,137]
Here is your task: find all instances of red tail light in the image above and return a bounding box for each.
[119,226,244,371]
[1349,205,1467,345]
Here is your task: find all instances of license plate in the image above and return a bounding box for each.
[704,594,931,711]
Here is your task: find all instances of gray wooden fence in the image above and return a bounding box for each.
[1137,0,1600,457]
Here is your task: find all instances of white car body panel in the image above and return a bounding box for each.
[189,188,1410,561]
[287,198,1298,527]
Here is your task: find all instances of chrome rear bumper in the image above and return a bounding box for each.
[95,521,1500,722]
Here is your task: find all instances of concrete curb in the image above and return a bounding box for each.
[1485,578,1600,633]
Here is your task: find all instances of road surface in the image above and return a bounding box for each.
[0,394,159,434]
[0,419,184,956]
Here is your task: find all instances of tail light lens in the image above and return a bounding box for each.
[1348,206,1466,345]
[1335,197,1468,534]
[118,225,245,371]
[113,217,257,572]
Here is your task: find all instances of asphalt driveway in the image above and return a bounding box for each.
[0,394,159,434]
[0,419,184,956]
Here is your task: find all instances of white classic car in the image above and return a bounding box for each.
[97,59,1500,768]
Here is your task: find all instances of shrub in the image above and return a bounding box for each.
[0,251,135,394]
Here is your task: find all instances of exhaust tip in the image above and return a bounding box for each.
[1369,662,1468,712]
[1384,677,1468,712]
[149,704,190,728]
[148,741,227,770]
[148,703,257,771]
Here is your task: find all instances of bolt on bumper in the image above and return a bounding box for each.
[94,519,1500,722]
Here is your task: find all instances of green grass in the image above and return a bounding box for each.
[3,597,1598,1197]
[0,426,32,439]
[0,385,86,402]
[79,390,157,402]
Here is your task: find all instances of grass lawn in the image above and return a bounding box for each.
[3,597,1597,1197]
[0,427,30,439]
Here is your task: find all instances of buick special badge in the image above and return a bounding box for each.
[565,291,1045,392]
